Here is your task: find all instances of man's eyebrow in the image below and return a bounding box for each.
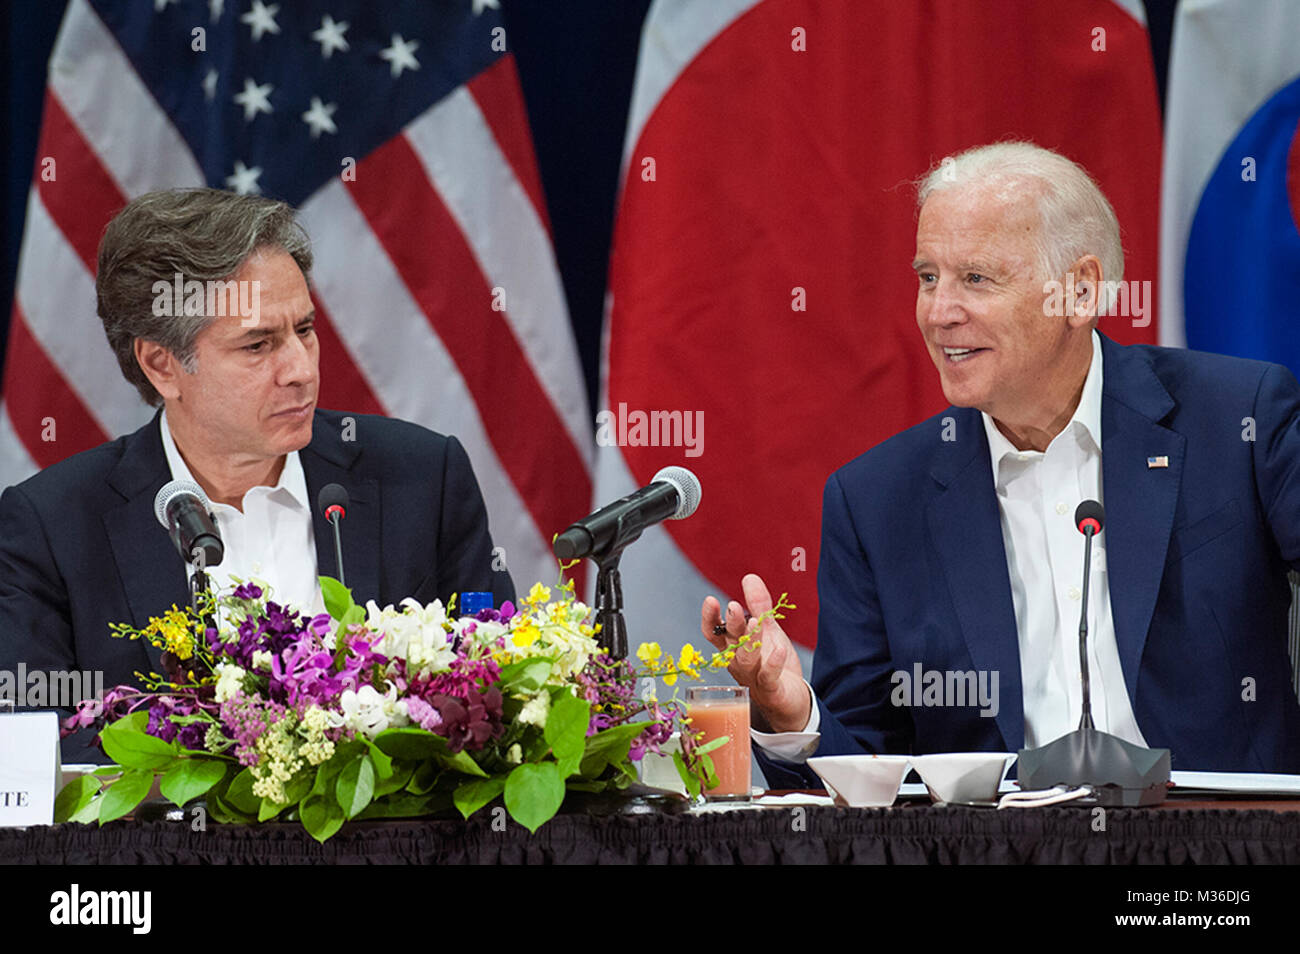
[911,258,932,271]
[295,310,316,327]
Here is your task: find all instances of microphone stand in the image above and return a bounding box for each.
[561,514,687,817]
[1017,511,1170,806]
[593,558,628,660]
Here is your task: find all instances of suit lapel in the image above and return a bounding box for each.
[1098,335,1182,705]
[103,411,189,677]
[926,408,1024,751]
[300,412,382,606]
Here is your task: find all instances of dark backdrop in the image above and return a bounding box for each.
[0,0,1176,421]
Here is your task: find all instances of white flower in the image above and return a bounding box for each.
[507,743,523,764]
[338,683,409,739]
[251,650,274,672]
[213,663,247,703]
[366,598,454,674]
[518,691,551,729]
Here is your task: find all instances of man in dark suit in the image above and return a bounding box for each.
[701,143,1300,781]
[0,188,514,761]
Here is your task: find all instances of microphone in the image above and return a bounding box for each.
[1017,497,1171,807]
[317,483,349,587]
[154,479,223,568]
[1072,500,1104,731]
[553,466,701,561]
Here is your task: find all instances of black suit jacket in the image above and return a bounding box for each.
[0,408,515,760]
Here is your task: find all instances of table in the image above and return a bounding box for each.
[5,798,1300,864]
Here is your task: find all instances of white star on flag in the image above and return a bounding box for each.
[472,0,501,13]
[201,68,218,102]
[225,160,263,195]
[311,14,350,59]
[379,34,420,78]
[301,97,338,138]
[153,0,178,11]
[208,0,223,22]
[233,77,274,121]
[240,0,281,42]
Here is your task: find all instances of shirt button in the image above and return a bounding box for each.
[1068,586,1081,601]
[1055,502,1067,515]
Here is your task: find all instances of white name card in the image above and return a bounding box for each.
[0,711,61,826]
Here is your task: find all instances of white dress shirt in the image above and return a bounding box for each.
[159,411,323,616]
[755,331,1146,760]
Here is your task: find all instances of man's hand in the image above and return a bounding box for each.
[701,573,811,732]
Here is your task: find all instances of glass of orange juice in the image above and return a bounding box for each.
[686,685,751,802]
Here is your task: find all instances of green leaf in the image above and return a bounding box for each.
[363,739,393,779]
[319,575,357,622]
[694,736,729,757]
[99,713,178,770]
[205,772,254,824]
[373,762,414,798]
[503,762,565,833]
[336,755,376,819]
[405,760,441,795]
[54,775,101,823]
[497,657,554,692]
[355,792,451,820]
[300,793,346,842]
[68,794,103,824]
[159,759,227,807]
[545,691,590,764]
[453,776,506,819]
[373,727,452,761]
[672,750,701,799]
[441,749,488,779]
[224,768,260,815]
[258,796,287,822]
[341,604,366,628]
[282,770,314,806]
[98,768,155,824]
[579,722,647,777]
[556,752,583,780]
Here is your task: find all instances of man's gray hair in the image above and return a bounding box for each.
[96,188,313,406]
[916,142,1124,315]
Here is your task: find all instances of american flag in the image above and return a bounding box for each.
[0,0,593,592]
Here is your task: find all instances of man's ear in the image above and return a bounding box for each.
[1068,255,1104,327]
[134,339,183,401]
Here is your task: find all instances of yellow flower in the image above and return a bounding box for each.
[144,606,196,660]
[526,582,551,606]
[512,621,541,648]
[636,642,664,669]
[678,643,706,680]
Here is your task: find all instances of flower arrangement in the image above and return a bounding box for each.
[56,574,792,841]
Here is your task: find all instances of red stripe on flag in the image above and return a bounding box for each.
[2,304,109,469]
[345,135,590,546]
[309,292,386,416]
[33,91,129,273]
[468,55,552,235]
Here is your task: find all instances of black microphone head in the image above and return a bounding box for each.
[318,482,349,518]
[1074,499,1105,535]
[154,479,210,528]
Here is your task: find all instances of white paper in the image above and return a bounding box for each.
[0,711,61,826]
[1169,770,1300,794]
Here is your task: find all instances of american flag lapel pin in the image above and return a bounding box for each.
[1147,456,1169,469]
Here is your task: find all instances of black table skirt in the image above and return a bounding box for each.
[5,804,1300,864]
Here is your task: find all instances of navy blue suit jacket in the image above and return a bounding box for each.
[763,334,1300,786]
[0,409,515,760]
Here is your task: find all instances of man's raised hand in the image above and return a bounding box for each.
[700,573,811,732]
